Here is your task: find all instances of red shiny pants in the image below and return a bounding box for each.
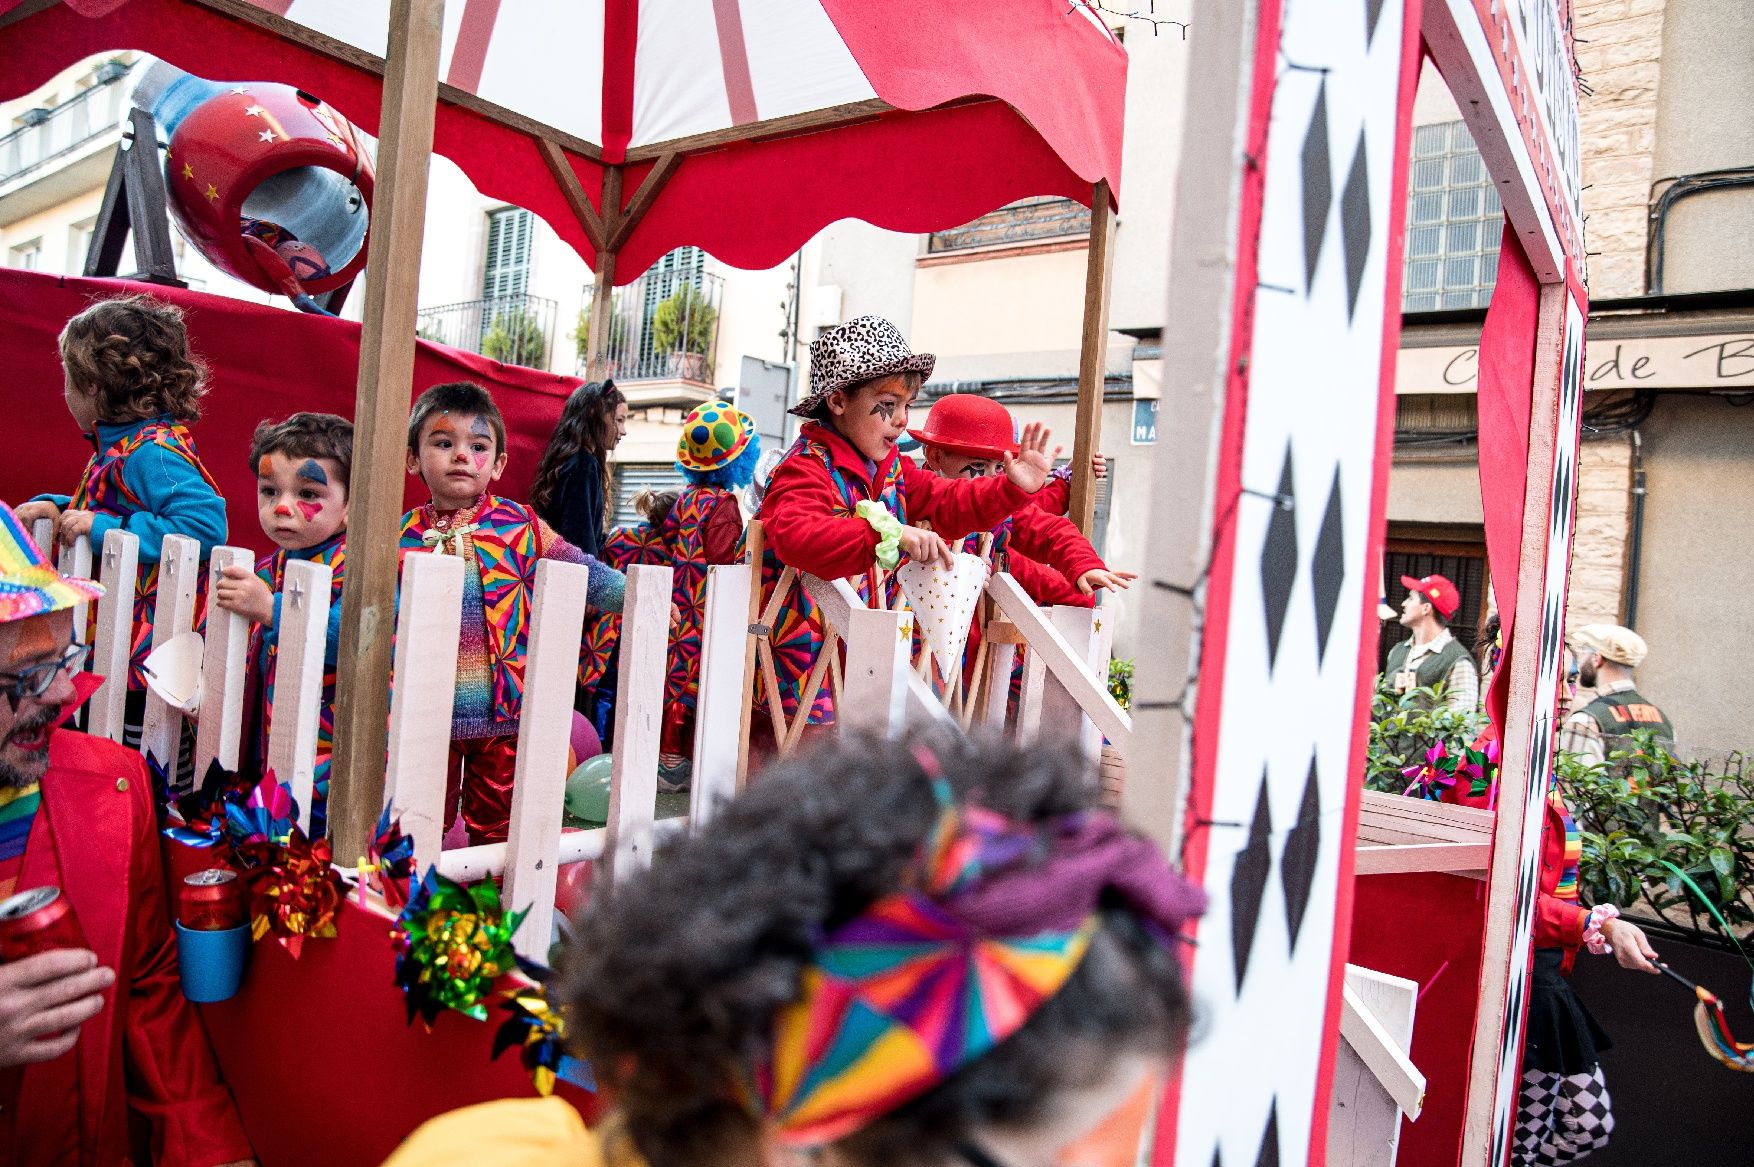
[445,734,519,845]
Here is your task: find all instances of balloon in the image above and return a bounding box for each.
[554,859,594,920]
[570,712,602,769]
[564,754,613,824]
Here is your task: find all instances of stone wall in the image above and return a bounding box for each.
[1574,0,1669,300]
[1567,431,1633,626]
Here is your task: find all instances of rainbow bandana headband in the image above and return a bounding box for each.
[758,774,1206,1146]
[0,503,105,623]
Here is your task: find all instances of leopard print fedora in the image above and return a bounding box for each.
[789,315,936,418]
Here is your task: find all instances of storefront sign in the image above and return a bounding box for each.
[1397,333,1754,393]
[1131,398,1157,444]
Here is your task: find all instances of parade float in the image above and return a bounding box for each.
[0,0,1612,1164]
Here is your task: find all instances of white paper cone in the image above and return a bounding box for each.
[897,552,990,677]
[141,630,204,715]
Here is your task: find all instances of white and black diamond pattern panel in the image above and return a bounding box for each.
[1172,1,1409,1164]
[1487,292,1587,1165]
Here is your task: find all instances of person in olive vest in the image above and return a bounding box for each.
[1382,573,1478,712]
[1558,624,1673,767]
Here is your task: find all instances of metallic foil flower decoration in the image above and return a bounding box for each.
[393,868,528,1027]
[491,960,596,1096]
[246,828,345,958]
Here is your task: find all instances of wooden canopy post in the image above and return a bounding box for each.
[328,0,446,863]
[1068,179,1115,534]
[585,166,622,378]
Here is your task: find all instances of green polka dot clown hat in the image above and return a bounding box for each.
[677,402,756,472]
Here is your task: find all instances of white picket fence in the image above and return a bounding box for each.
[41,525,1126,963]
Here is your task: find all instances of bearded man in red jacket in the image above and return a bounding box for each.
[0,502,253,1167]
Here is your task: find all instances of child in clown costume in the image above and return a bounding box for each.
[752,316,1058,732]
[16,296,227,750]
[577,490,674,742]
[400,382,625,846]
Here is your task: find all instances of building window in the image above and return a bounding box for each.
[927,197,1093,254]
[1404,121,1502,311]
[68,218,96,272]
[482,207,533,300]
[8,238,42,271]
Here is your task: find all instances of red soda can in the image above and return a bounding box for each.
[0,886,89,963]
[178,868,245,932]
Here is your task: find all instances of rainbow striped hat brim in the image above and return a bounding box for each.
[0,503,105,624]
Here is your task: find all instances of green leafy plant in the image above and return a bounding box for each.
[1364,681,1490,794]
[573,299,628,356]
[1560,733,1754,944]
[1107,658,1133,712]
[481,307,548,369]
[651,285,717,356]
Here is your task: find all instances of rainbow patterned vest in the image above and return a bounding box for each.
[68,420,221,689]
[579,524,667,692]
[253,533,345,835]
[657,485,740,708]
[749,433,905,726]
[400,496,549,725]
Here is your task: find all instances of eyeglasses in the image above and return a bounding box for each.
[0,643,90,706]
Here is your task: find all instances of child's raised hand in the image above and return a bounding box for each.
[13,500,60,530]
[1077,567,1137,595]
[213,564,275,626]
[899,525,954,570]
[55,510,95,547]
[1001,423,1061,495]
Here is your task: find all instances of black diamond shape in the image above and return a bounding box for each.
[1310,465,1345,665]
[1260,448,1298,671]
[1300,81,1331,294]
[1550,449,1575,537]
[1339,130,1373,321]
[1364,0,1386,45]
[1255,1100,1280,1167]
[1280,758,1322,950]
[1231,774,1273,992]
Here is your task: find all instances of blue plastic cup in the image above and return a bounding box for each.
[174,921,251,1003]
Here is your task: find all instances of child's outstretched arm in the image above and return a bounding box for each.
[60,442,227,562]
[1008,507,1136,597]
[535,521,627,614]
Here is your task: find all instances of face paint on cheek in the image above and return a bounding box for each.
[296,500,323,522]
[870,400,897,421]
[474,452,488,470]
[1052,1073,1161,1167]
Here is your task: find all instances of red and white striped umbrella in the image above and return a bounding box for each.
[1,0,1126,283]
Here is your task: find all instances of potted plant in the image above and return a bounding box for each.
[480,306,548,369]
[573,298,627,376]
[651,284,717,382]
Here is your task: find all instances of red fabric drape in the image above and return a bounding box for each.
[0,269,576,554]
[1475,229,1540,732]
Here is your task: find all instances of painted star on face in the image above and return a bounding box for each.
[244,104,266,118]
[259,129,277,142]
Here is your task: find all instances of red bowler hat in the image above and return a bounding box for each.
[1401,573,1460,619]
[907,393,1019,460]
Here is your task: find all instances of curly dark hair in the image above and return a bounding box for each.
[58,295,208,423]
[406,381,506,455]
[562,730,1193,1167]
[529,380,625,529]
[248,412,354,495]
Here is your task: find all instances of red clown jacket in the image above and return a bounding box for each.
[2,729,252,1167]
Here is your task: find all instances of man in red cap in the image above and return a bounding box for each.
[1382,573,1478,712]
[0,502,253,1166]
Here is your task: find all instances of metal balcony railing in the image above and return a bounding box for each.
[416,293,559,371]
[0,63,133,186]
[579,270,723,383]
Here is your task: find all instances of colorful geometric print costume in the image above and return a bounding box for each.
[252,532,345,835]
[578,524,666,694]
[656,485,740,709]
[65,419,225,689]
[401,495,625,736]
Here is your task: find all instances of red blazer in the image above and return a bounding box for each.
[762,422,1031,581]
[1446,771,1588,966]
[5,730,252,1167]
[1005,506,1105,608]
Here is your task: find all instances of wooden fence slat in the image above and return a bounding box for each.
[30,519,54,562]
[604,565,672,884]
[56,536,94,646]
[803,575,913,737]
[140,534,200,774]
[692,564,751,830]
[193,546,253,777]
[436,818,691,885]
[503,559,592,962]
[983,642,1017,729]
[1329,965,1424,1165]
[266,559,333,837]
[1040,605,1105,758]
[384,552,463,875]
[88,529,138,743]
[987,572,1131,751]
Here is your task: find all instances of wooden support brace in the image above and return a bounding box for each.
[140,534,198,775]
[503,559,591,963]
[691,564,751,830]
[88,529,137,743]
[1068,179,1115,533]
[536,137,606,251]
[1329,965,1425,1167]
[438,818,690,885]
[604,565,672,883]
[1340,970,1426,1119]
[384,551,463,874]
[193,546,252,777]
[987,573,1130,750]
[267,560,333,837]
